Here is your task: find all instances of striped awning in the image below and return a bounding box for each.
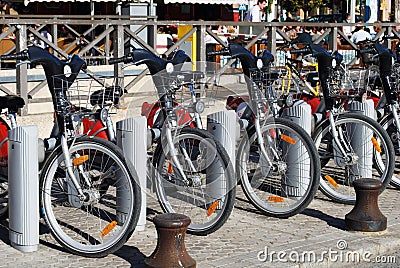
[25,0,248,4]
[164,0,247,4]
[24,0,151,5]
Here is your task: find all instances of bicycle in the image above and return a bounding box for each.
[276,43,320,97]
[106,49,236,235]
[360,41,400,189]
[291,43,395,204]
[210,44,321,218]
[0,46,142,257]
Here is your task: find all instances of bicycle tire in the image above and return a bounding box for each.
[237,117,320,218]
[40,136,141,257]
[153,127,235,236]
[379,112,400,188]
[313,112,395,204]
[0,117,10,220]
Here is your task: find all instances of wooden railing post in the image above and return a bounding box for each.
[329,25,338,52]
[16,24,28,116]
[114,24,125,89]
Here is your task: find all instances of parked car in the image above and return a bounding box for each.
[305,14,364,23]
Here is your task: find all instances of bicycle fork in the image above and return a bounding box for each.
[61,135,89,204]
[329,112,358,167]
[389,103,400,153]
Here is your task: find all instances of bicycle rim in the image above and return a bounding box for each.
[237,118,320,218]
[379,113,400,188]
[153,127,235,235]
[41,137,140,257]
[314,113,394,204]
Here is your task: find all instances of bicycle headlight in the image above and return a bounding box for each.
[195,100,205,114]
[100,108,109,122]
[257,59,263,69]
[332,59,337,68]
[285,93,294,107]
[166,62,174,73]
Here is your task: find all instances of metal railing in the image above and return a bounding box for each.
[0,15,399,114]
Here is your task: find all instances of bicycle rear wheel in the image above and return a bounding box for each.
[153,127,235,236]
[313,113,394,204]
[237,118,320,218]
[40,136,141,257]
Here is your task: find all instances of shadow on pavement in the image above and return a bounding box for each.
[302,208,346,230]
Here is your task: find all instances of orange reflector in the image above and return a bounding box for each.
[206,201,219,216]
[371,137,382,153]
[101,220,117,237]
[280,134,296,145]
[168,158,173,174]
[269,129,277,139]
[73,155,89,166]
[325,175,338,188]
[268,196,284,202]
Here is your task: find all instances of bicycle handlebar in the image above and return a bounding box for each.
[0,50,29,61]
[290,48,310,54]
[109,54,133,64]
[208,49,230,56]
[359,48,376,54]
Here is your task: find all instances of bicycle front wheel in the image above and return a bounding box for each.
[40,137,141,257]
[379,112,400,188]
[237,118,320,218]
[313,113,395,204]
[153,127,235,236]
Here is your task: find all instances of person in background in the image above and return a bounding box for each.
[342,13,352,38]
[350,23,371,44]
[245,0,267,22]
[33,24,53,51]
[371,22,382,39]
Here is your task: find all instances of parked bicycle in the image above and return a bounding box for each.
[290,43,395,204]
[107,49,236,235]
[0,46,142,257]
[210,44,321,218]
[360,41,400,189]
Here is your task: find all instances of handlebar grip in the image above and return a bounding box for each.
[208,50,230,56]
[109,54,132,64]
[290,48,310,54]
[0,50,29,61]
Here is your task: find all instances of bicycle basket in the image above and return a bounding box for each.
[52,73,124,117]
[326,66,366,99]
[249,67,289,101]
[153,62,221,110]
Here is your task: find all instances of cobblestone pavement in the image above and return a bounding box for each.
[0,185,400,268]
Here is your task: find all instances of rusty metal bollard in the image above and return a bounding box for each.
[145,213,196,268]
[345,178,387,232]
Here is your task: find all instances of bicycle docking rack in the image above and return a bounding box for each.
[116,117,147,231]
[347,99,375,180]
[282,103,312,198]
[8,126,39,252]
[207,110,237,200]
